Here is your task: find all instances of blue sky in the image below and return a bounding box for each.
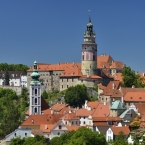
[0,0,145,72]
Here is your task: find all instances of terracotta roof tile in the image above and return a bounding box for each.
[124,92,145,102]
[97,55,114,63]
[110,61,124,69]
[66,125,81,131]
[93,117,122,121]
[98,83,106,90]
[92,103,110,117]
[113,73,123,82]
[40,124,55,133]
[21,114,63,126]
[120,87,145,96]
[111,126,130,135]
[87,102,100,109]
[61,113,79,120]
[134,103,145,115]
[51,104,68,112]
[31,129,44,136]
[76,109,94,117]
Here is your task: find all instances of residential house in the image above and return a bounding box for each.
[106,126,130,141]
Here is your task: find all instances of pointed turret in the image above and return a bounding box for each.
[29,61,41,115]
[81,13,97,76]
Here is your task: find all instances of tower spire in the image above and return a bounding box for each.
[88,10,91,22]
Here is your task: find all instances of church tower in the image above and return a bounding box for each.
[29,61,41,115]
[81,15,97,76]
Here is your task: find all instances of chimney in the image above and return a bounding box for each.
[45,125,48,129]
[51,110,54,114]
[112,83,115,89]
[31,119,34,124]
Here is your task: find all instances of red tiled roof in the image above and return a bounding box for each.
[61,113,79,120]
[98,83,106,90]
[21,114,63,126]
[121,87,145,96]
[134,103,145,115]
[51,104,68,112]
[92,103,110,117]
[110,61,124,69]
[40,124,55,133]
[113,73,123,82]
[124,92,145,102]
[87,102,100,109]
[66,125,81,131]
[111,126,130,135]
[97,55,114,63]
[76,109,94,117]
[93,117,122,121]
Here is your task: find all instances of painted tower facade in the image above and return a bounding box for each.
[29,61,41,115]
[81,16,97,76]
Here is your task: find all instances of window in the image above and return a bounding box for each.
[15,133,16,136]
[102,98,104,100]
[67,85,68,88]
[62,79,63,82]
[67,79,68,82]
[57,132,60,135]
[25,133,27,136]
[84,117,85,119]
[34,108,37,113]
[82,55,84,61]
[72,78,73,82]
[93,55,95,61]
[35,98,37,104]
[59,125,62,129]
[72,121,73,125]
[62,85,63,89]
[65,121,67,124]
[84,121,85,124]
[35,89,37,95]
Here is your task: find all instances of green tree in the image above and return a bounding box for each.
[10,135,47,145]
[4,70,10,85]
[113,131,128,145]
[122,66,145,88]
[0,88,29,138]
[42,90,48,99]
[50,127,107,145]
[64,85,89,107]
[0,63,29,71]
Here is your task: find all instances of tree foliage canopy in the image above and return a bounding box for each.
[122,66,145,88]
[10,135,47,145]
[0,63,29,71]
[50,127,107,145]
[0,88,29,138]
[64,85,89,107]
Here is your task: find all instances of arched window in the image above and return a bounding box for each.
[34,108,37,113]
[35,98,37,104]
[35,89,37,96]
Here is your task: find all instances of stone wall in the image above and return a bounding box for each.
[0,85,22,95]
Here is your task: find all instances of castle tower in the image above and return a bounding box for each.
[29,61,41,115]
[81,15,97,76]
